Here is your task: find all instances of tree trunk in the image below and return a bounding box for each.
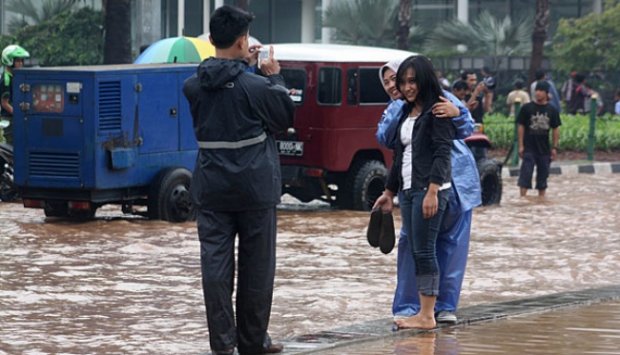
[397,0,411,50]
[528,0,549,84]
[103,0,132,64]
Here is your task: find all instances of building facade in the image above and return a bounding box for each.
[0,0,606,54]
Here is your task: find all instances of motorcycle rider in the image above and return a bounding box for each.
[1,44,30,145]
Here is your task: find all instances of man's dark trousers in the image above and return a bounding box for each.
[197,207,277,353]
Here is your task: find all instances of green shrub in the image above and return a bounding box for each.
[483,113,620,151]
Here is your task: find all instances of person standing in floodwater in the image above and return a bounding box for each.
[374,55,456,330]
[517,81,561,198]
[182,5,294,355]
[376,58,480,325]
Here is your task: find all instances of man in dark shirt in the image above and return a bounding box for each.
[517,81,561,198]
[182,5,294,355]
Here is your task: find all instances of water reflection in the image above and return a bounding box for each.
[315,301,620,354]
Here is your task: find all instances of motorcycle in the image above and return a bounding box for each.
[0,142,18,202]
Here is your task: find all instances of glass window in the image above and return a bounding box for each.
[412,0,454,28]
[183,0,203,36]
[281,68,306,104]
[347,69,358,105]
[318,68,341,105]
[359,68,389,104]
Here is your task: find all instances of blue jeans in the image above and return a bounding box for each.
[393,188,473,317]
[399,187,449,297]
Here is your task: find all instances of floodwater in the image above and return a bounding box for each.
[1,174,620,353]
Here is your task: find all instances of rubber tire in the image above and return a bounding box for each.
[478,158,502,205]
[339,160,387,211]
[44,201,69,218]
[148,168,194,222]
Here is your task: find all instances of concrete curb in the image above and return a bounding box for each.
[502,161,620,178]
[279,285,620,354]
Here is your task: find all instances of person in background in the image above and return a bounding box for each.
[614,89,620,115]
[530,69,561,113]
[518,81,561,198]
[480,66,496,113]
[583,83,604,116]
[506,79,531,116]
[461,70,491,123]
[561,71,577,109]
[435,70,451,91]
[377,60,480,326]
[451,80,469,105]
[182,5,294,355]
[568,73,589,114]
[1,44,29,145]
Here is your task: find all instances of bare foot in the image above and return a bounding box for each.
[395,314,436,330]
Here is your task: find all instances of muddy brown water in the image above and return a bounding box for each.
[1,174,620,353]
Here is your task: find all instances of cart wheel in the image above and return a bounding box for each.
[148,168,194,222]
[478,158,502,205]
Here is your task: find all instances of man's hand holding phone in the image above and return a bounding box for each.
[259,45,280,76]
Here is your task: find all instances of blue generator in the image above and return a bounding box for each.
[12,64,199,221]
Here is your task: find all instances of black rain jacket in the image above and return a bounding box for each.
[386,104,455,193]
[183,58,295,211]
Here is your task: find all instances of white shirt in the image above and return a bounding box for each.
[399,113,452,192]
[400,114,417,190]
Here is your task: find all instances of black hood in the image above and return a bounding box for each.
[197,57,248,90]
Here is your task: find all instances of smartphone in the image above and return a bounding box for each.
[258,48,269,68]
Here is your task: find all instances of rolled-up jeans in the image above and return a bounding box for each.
[400,187,450,296]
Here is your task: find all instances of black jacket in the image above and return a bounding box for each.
[183,58,295,211]
[386,104,455,193]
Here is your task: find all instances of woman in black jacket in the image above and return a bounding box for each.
[373,55,456,330]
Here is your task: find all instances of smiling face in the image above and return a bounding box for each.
[398,67,419,104]
[382,68,401,100]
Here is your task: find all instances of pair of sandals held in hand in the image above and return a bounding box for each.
[366,208,395,254]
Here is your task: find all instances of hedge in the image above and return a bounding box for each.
[483,113,620,151]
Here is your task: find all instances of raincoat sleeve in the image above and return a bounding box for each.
[254,74,295,134]
[443,90,474,140]
[376,99,405,149]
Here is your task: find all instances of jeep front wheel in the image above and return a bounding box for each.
[339,160,387,211]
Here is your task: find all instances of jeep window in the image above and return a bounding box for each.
[347,69,358,105]
[318,67,341,105]
[280,68,306,104]
[359,68,389,104]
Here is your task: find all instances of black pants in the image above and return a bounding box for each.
[518,152,551,190]
[197,207,277,354]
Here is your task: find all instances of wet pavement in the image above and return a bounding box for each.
[1,173,620,353]
[312,298,620,354]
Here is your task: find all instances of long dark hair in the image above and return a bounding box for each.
[396,55,443,112]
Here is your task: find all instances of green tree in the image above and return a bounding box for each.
[3,7,104,66]
[552,3,620,73]
[426,11,530,65]
[323,0,423,49]
[6,0,77,33]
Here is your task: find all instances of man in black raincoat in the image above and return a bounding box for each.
[182,5,294,355]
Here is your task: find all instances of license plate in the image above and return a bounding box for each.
[277,140,303,156]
